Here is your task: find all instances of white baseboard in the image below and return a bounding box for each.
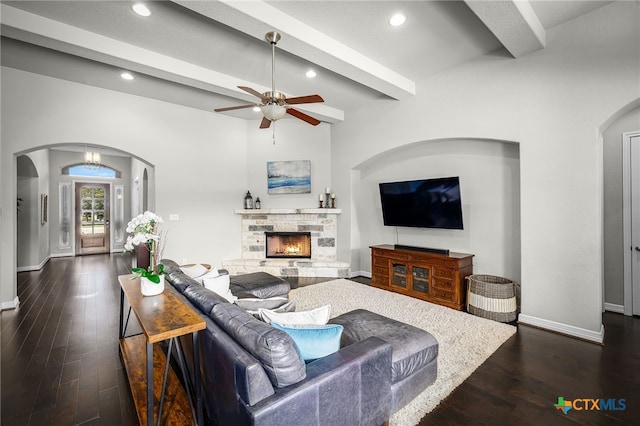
[51,252,74,258]
[351,270,371,279]
[604,303,624,314]
[1,296,20,311]
[16,255,51,272]
[518,314,605,344]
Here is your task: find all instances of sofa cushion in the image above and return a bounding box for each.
[229,272,291,299]
[260,305,331,326]
[210,303,306,388]
[272,323,343,361]
[183,284,229,316]
[330,309,439,384]
[235,296,291,312]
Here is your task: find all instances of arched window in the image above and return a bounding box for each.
[61,164,121,178]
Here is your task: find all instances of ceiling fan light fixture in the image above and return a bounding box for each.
[261,104,287,121]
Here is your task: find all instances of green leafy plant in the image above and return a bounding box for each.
[124,211,165,283]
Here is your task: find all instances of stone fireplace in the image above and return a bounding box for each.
[221,208,350,277]
[265,232,311,258]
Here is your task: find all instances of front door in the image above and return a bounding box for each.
[75,183,110,255]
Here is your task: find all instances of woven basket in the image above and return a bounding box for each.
[466,274,518,323]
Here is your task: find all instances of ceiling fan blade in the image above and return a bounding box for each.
[214,104,256,112]
[286,108,321,126]
[239,86,269,101]
[259,117,272,129]
[284,94,324,105]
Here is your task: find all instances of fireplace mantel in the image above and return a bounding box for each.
[223,207,349,277]
[234,208,341,215]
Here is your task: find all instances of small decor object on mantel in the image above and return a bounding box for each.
[319,187,336,208]
[124,211,165,296]
[255,197,261,209]
[244,191,254,209]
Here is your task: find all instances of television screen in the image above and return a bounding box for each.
[379,177,464,229]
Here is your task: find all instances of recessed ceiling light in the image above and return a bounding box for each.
[132,3,151,17]
[252,106,261,112]
[305,70,317,78]
[389,13,406,27]
[120,72,134,81]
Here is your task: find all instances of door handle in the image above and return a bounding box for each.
[636,246,640,252]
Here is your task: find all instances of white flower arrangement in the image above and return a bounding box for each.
[124,211,165,282]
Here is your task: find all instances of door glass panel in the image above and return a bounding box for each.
[58,182,71,248]
[114,185,125,244]
[81,187,106,236]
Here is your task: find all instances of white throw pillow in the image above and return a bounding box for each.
[180,264,211,279]
[259,305,331,326]
[202,274,236,303]
[194,268,221,285]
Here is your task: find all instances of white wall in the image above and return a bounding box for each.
[0,68,249,303]
[331,1,640,340]
[603,107,640,306]
[353,139,520,281]
[246,121,332,210]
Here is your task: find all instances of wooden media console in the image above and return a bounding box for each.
[370,245,474,311]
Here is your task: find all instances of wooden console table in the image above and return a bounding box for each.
[118,275,205,426]
[370,245,474,311]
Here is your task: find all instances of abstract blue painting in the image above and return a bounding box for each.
[267,160,311,194]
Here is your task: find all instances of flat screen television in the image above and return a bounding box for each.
[379,176,464,229]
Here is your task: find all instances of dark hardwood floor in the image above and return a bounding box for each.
[2,255,639,425]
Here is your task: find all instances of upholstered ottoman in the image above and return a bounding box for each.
[229,272,291,299]
[329,309,438,413]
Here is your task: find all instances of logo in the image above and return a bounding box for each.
[554,397,626,414]
[554,397,573,414]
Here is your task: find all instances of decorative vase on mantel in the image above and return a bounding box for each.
[140,274,165,297]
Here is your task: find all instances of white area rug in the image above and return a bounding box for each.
[289,279,517,426]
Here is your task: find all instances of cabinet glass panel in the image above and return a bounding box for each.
[392,263,407,288]
[412,266,430,294]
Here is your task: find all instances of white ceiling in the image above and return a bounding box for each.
[0,0,614,125]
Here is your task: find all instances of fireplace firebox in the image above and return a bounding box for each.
[265,232,311,258]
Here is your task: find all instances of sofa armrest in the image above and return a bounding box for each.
[241,336,392,426]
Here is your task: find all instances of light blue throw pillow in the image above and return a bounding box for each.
[271,323,343,361]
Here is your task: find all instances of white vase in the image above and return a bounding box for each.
[140,275,165,297]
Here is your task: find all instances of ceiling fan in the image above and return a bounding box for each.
[214,31,325,129]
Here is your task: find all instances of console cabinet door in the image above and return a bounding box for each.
[411,265,430,296]
[370,245,473,311]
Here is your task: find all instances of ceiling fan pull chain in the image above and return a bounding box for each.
[273,122,276,145]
